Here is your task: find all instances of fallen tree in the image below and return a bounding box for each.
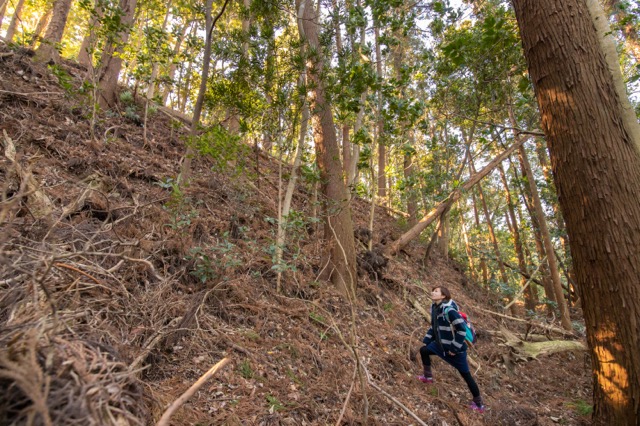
[386,138,526,256]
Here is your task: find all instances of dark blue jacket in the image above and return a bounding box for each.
[422,299,468,354]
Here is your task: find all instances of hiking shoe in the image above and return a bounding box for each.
[417,375,433,384]
[469,402,485,413]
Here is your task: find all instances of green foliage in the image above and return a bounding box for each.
[285,368,302,385]
[193,125,250,174]
[308,312,326,325]
[48,64,75,94]
[266,394,284,412]
[565,400,593,416]
[157,177,198,231]
[238,360,254,379]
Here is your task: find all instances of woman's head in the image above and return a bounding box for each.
[431,286,451,303]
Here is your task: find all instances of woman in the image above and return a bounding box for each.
[418,286,485,413]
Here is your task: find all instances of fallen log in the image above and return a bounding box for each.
[500,327,586,360]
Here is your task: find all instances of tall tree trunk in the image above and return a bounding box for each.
[298,0,357,299]
[275,73,309,291]
[404,131,418,227]
[469,187,488,285]
[345,1,366,189]
[518,138,571,330]
[603,0,640,69]
[161,20,191,105]
[96,0,138,108]
[587,0,640,154]
[146,1,171,100]
[469,153,511,291]
[459,200,477,283]
[374,24,386,200]
[535,137,571,256]
[0,0,8,31]
[77,2,102,69]
[180,0,230,182]
[29,6,52,48]
[5,0,26,42]
[514,155,557,312]
[35,0,72,62]
[513,1,640,421]
[499,163,536,312]
[262,25,275,153]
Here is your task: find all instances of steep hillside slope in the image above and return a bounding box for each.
[0,45,591,426]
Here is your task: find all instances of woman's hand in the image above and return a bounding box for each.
[447,351,456,357]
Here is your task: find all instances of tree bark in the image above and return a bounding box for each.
[374,24,386,200]
[386,138,525,256]
[601,0,640,87]
[4,0,25,42]
[0,0,8,31]
[35,0,72,62]
[298,0,357,299]
[96,0,138,108]
[345,2,366,190]
[146,1,172,100]
[180,0,230,182]
[29,6,52,48]
[586,0,640,155]
[468,149,511,292]
[404,132,419,227]
[161,20,191,105]
[517,137,572,330]
[459,200,477,283]
[512,1,640,423]
[499,163,536,311]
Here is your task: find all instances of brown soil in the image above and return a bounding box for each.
[0,44,592,426]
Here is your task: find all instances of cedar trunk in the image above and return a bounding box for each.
[512,1,640,423]
[299,0,357,298]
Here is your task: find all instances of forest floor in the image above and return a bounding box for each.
[0,44,592,426]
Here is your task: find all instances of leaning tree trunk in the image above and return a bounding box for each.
[298,0,357,299]
[512,1,640,423]
[386,138,525,256]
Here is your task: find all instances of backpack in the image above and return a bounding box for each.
[444,306,477,346]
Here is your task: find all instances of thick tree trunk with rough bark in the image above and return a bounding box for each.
[35,0,72,62]
[298,0,357,299]
[512,1,640,423]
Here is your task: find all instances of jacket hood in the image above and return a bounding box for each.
[439,299,458,311]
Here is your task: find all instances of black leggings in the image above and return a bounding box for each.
[420,345,480,398]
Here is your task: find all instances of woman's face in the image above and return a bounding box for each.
[431,287,444,302]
